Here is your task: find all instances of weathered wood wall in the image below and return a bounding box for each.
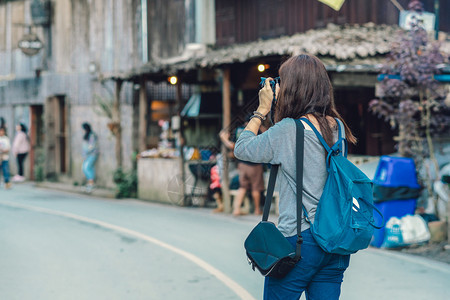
[0,0,144,186]
[147,0,191,59]
[0,0,45,77]
[0,0,142,78]
[53,0,141,74]
[215,0,450,46]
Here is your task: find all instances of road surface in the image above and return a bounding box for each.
[0,184,449,299]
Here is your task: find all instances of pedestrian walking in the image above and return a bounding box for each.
[0,117,6,132]
[234,54,357,299]
[0,126,12,189]
[11,123,30,182]
[220,126,265,216]
[81,122,99,193]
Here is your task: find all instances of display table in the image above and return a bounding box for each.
[137,157,215,206]
[137,157,183,204]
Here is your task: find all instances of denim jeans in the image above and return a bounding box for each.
[82,155,98,181]
[1,160,10,183]
[17,152,28,176]
[264,229,350,300]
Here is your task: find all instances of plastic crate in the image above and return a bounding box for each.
[373,156,420,188]
[371,198,417,248]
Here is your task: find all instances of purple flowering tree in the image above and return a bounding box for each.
[369,1,449,210]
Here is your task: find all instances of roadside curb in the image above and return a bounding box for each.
[367,247,450,273]
[33,181,116,199]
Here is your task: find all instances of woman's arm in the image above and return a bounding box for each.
[12,134,21,156]
[219,130,235,151]
[234,118,291,165]
[234,129,274,164]
[3,137,11,152]
[242,78,277,135]
[233,78,282,164]
[88,133,99,151]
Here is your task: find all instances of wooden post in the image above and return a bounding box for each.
[221,68,231,213]
[176,80,187,206]
[138,79,148,152]
[113,80,123,169]
[448,198,450,246]
[53,97,62,174]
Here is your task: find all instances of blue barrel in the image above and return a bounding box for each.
[373,156,420,189]
[372,199,417,247]
[371,156,421,247]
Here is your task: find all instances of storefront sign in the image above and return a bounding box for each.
[399,11,436,32]
[18,33,44,56]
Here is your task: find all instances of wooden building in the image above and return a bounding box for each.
[0,0,146,186]
[121,0,450,208]
[1,0,448,203]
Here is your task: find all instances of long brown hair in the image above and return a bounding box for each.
[274,54,356,146]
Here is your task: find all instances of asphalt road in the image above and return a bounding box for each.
[0,184,449,300]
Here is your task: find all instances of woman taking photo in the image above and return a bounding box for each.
[234,54,356,299]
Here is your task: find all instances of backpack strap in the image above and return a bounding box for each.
[335,118,348,158]
[299,118,331,154]
[300,117,347,160]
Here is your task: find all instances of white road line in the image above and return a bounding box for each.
[0,201,256,300]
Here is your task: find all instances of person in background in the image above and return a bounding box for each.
[12,123,31,182]
[0,126,12,189]
[210,163,223,213]
[82,122,99,193]
[0,117,7,134]
[220,125,265,216]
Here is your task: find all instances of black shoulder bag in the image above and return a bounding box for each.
[244,120,305,279]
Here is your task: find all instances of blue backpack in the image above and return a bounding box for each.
[297,118,384,255]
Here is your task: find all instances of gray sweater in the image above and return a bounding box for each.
[234,118,342,237]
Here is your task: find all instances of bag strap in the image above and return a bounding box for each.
[294,119,305,261]
[262,165,279,221]
[354,197,385,229]
[261,119,305,262]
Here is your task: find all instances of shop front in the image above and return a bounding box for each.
[137,81,222,207]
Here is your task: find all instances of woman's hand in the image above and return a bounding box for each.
[257,78,274,116]
[275,82,280,100]
[219,130,230,142]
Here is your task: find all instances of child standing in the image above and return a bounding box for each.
[0,127,12,189]
[210,164,223,212]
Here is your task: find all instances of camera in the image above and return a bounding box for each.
[260,77,280,102]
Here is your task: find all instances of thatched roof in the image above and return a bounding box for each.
[108,23,448,81]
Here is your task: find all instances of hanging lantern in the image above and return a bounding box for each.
[31,0,51,26]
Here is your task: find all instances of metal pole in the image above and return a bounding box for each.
[434,0,440,40]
